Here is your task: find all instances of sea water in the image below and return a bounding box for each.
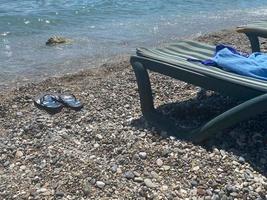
[1,0,267,88]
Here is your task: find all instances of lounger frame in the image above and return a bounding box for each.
[130,56,267,143]
[237,22,267,52]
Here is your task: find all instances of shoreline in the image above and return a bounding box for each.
[0,29,247,93]
[0,29,267,199]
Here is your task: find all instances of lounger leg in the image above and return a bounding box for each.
[245,33,260,52]
[132,61,155,115]
[131,60,186,134]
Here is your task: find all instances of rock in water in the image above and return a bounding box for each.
[46,36,71,46]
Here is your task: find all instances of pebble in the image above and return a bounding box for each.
[205,196,212,200]
[230,192,238,197]
[94,143,100,148]
[162,165,171,171]
[37,188,47,194]
[111,164,118,173]
[162,149,170,157]
[15,150,23,158]
[3,161,10,167]
[96,181,105,189]
[134,177,143,182]
[124,171,135,179]
[192,166,200,171]
[96,134,103,140]
[117,168,122,174]
[83,182,91,195]
[20,165,26,170]
[211,194,220,200]
[197,188,206,196]
[221,195,228,200]
[161,185,168,191]
[191,180,198,187]
[150,171,159,179]
[139,152,147,159]
[55,191,64,197]
[144,179,157,188]
[226,185,236,193]
[156,158,163,166]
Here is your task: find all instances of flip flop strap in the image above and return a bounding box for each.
[61,94,77,101]
[40,94,58,105]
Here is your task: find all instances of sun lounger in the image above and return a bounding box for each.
[130,40,267,143]
[237,21,267,52]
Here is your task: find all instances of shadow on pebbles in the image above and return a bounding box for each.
[0,30,267,199]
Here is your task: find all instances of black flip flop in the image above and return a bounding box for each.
[58,94,83,110]
[34,94,63,113]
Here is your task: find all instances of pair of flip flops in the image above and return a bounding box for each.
[34,93,83,113]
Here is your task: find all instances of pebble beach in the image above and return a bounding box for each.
[0,29,267,199]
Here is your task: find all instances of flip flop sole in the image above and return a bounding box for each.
[59,94,83,110]
[34,94,63,113]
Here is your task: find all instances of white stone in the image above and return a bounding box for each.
[192,166,200,171]
[15,150,23,158]
[96,181,105,189]
[139,152,147,159]
[156,159,163,167]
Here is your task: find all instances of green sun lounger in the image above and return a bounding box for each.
[130,40,267,143]
[237,21,267,52]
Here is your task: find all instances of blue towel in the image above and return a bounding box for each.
[188,45,267,81]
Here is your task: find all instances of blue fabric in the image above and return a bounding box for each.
[187,45,267,81]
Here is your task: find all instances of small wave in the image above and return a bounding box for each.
[1,32,10,36]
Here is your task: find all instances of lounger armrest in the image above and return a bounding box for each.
[236,27,267,38]
[237,21,267,52]
[236,26,266,52]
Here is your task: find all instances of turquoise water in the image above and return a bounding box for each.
[1,0,267,88]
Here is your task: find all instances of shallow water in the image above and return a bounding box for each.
[1,0,267,88]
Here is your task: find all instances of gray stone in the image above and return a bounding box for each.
[226,185,236,193]
[218,191,225,197]
[134,177,143,182]
[205,196,212,200]
[144,179,157,188]
[162,149,170,157]
[55,191,64,197]
[191,180,198,187]
[3,161,10,167]
[83,183,91,195]
[230,192,238,197]
[211,194,220,200]
[124,171,135,179]
[221,195,228,200]
[111,164,118,173]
